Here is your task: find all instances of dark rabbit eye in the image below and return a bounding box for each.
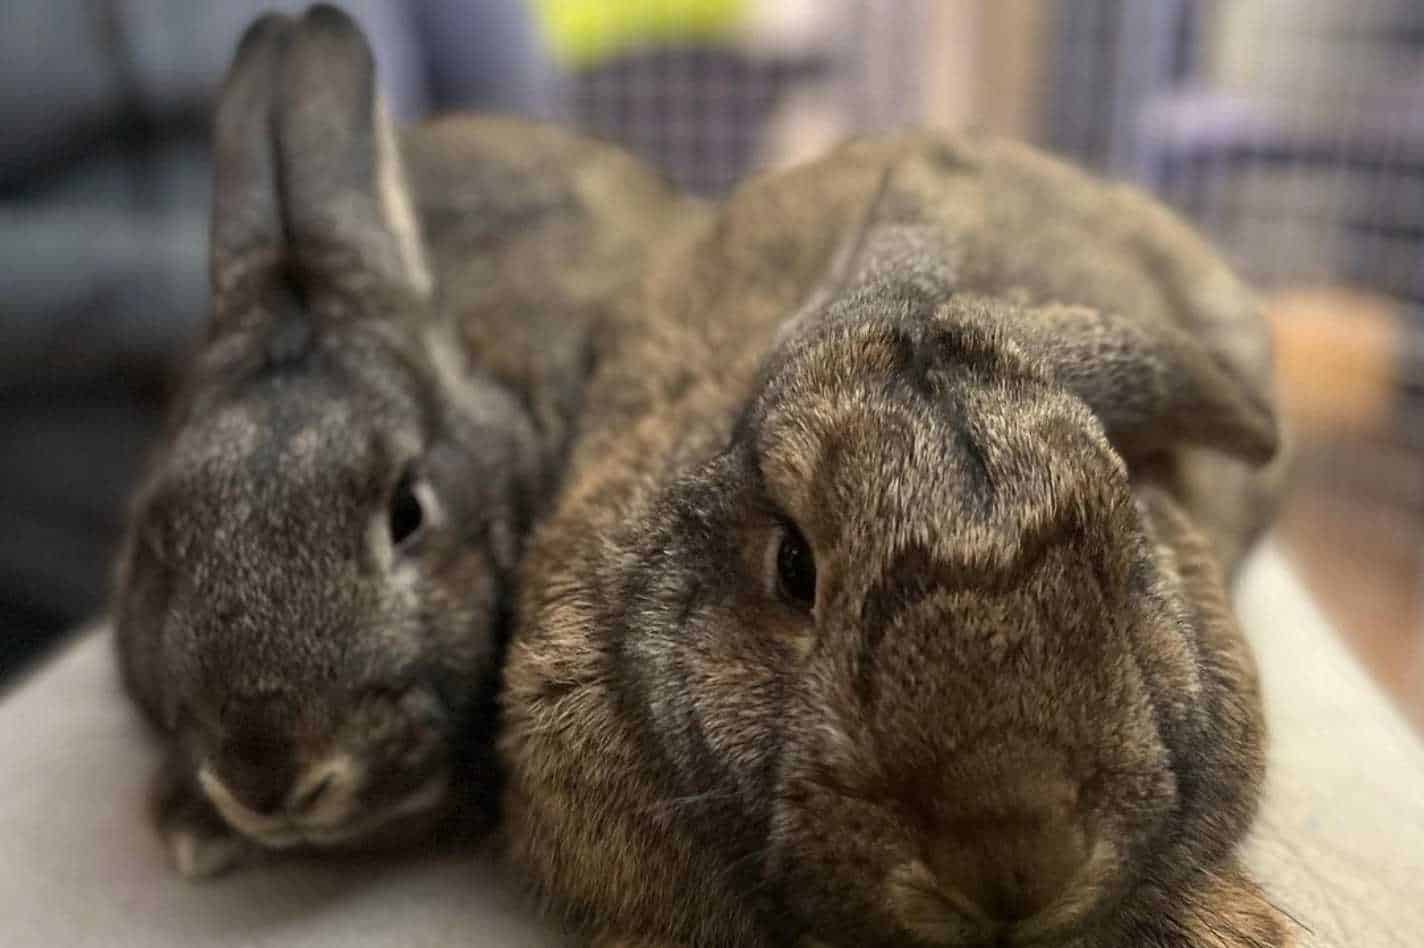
[776,523,817,610]
[389,469,424,547]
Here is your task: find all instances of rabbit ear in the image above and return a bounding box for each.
[275,4,431,301]
[1010,303,1280,465]
[775,148,1279,465]
[807,216,1278,465]
[776,169,902,347]
[209,13,292,312]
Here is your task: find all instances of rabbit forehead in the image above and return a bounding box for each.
[747,316,1129,568]
[155,495,422,710]
[136,390,403,631]
[161,391,393,508]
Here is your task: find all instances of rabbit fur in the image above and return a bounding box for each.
[112,5,698,878]
[499,133,1292,947]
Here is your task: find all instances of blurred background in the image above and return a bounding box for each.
[1,0,1420,728]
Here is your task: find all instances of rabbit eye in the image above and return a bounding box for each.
[388,469,424,547]
[775,523,817,611]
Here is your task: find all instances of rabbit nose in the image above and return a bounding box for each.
[884,764,1106,941]
[285,754,361,826]
[199,753,362,835]
[928,808,1090,925]
[208,744,297,817]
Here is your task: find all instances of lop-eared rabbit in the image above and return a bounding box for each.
[113,5,697,878]
[501,134,1290,947]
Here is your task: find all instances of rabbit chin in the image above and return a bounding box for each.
[197,760,449,850]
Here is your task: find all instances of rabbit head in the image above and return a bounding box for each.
[503,207,1286,946]
[115,7,537,854]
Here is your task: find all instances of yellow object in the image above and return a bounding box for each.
[1265,286,1403,435]
[533,0,747,67]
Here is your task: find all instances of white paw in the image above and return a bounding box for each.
[167,828,251,880]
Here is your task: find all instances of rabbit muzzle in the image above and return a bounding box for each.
[877,765,1123,946]
[771,743,1135,948]
[765,545,1174,947]
[198,754,444,848]
[194,686,452,849]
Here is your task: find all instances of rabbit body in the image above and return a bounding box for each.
[113,6,698,878]
[403,114,699,482]
[501,133,1290,946]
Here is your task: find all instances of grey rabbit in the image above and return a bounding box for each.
[500,134,1292,946]
[112,5,698,878]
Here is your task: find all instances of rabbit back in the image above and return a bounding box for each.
[405,116,702,475]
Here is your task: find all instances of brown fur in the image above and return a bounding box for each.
[112,6,700,877]
[500,133,1288,945]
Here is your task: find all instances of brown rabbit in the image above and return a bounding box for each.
[499,133,1292,946]
[112,5,697,878]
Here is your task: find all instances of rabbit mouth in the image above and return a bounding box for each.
[253,773,449,849]
[199,761,450,850]
[878,844,1117,947]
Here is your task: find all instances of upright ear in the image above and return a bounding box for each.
[1010,302,1280,465]
[210,13,292,317]
[275,4,431,302]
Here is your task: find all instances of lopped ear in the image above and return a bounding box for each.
[209,13,293,315]
[770,139,1281,468]
[275,4,431,302]
[775,168,910,348]
[1010,302,1280,465]
[801,213,1279,466]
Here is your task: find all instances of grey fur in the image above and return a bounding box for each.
[112,5,699,877]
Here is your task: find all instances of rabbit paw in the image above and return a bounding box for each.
[165,824,255,880]
[154,762,262,879]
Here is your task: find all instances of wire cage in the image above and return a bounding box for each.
[556,1,1423,305]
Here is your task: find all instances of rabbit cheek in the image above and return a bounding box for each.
[272,727,450,848]
[757,677,897,943]
[340,688,452,819]
[426,544,499,630]
[767,768,917,948]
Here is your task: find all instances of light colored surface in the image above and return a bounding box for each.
[1240,550,1424,945]
[0,545,1420,946]
[0,630,566,948]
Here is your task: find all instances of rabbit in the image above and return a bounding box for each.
[499,132,1293,947]
[112,5,698,879]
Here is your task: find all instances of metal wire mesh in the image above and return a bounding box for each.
[554,1,1423,308]
[1042,0,1424,445]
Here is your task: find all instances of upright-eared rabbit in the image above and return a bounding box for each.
[113,5,695,878]
[501,134,1291,946]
